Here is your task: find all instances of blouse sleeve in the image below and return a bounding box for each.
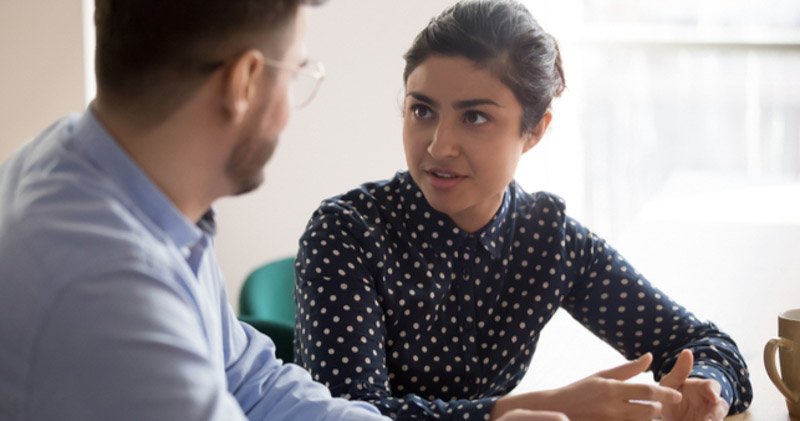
[559,216,753,414]
[294,200,496,420]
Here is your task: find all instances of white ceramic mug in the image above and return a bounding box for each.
[764,308,800,416]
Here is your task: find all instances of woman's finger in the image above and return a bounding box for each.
[701,378,722,402]
[711,397,730,420]
[660,349,694,389]
[596,353,653,381]
[619,382,682,404]
[682,378,723,405]
[496,409,569,421]
[621,400,662,421]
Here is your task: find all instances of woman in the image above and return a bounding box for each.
[293,1,752,420]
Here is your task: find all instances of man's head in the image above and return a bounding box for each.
[94,0,327,201]
[94,0,325,126]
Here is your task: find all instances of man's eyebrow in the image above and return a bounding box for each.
[406,92,501,109]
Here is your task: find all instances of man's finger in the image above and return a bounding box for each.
[596,353,653,381]
[660,349,693,389]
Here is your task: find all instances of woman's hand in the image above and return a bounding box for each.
[495,409,569,421]
[660,349,730,421]
[491,353,682,421]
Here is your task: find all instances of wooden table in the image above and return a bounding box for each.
[511,177,800,420]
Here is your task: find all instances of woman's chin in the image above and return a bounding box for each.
[424,197,460,219]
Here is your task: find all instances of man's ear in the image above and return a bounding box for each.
[522,110,552,154]
[222,49,265,124]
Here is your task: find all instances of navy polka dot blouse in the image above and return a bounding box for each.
[295,171,752,420]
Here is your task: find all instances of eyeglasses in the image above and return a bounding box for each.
[262,57,326,109]
[203,56,326,109]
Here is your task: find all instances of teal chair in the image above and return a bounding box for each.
[238,256,296,362]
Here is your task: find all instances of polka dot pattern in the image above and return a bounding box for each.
[295,171,752,419]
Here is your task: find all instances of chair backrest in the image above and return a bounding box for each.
[239,256,296,329]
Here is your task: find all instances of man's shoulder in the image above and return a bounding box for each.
[0,119,188,416]
[1,155,170,284]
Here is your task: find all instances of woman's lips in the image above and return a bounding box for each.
[426,169,465,189]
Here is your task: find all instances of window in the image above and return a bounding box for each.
[518,0,800,240]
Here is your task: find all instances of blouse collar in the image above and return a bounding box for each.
[398,171,513,260]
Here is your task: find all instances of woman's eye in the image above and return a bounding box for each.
[411,104,433,119]
[464,110,488,125]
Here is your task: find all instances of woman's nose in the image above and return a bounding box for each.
[427,122,459,159]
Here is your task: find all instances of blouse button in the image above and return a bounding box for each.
[461,268,471,280]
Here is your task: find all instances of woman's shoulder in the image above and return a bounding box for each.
[511,181,568,218]
[304,171,409,233]
[317,171,406,212]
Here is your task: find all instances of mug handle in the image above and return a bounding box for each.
[764,337,800,404]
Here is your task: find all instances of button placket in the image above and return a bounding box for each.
[458,236,482,395]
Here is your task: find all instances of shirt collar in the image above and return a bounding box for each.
[476,185,513,258]
[66,107,212,249]
[398,171,513,259]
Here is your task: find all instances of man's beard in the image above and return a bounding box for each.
[225,128,277,196]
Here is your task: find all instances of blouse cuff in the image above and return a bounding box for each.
[449,396,498,421]
[689,363,735,410]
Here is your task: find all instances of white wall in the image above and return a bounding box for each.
[214,1,456,305]
[0,0,456,309]
[0,0,85,159]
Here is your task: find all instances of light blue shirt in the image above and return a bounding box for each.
[0,109,389,421]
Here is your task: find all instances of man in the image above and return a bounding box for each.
[0,1,566,420]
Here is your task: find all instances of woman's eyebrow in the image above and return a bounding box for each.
[407,92,501,109]
[407,92,437,107]
[453,98,501,109]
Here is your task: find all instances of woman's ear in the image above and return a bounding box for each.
[522,110,552,153]
[222,49,265,124]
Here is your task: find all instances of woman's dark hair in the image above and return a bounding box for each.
[403,0,565,134]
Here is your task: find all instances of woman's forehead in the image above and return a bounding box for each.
[406,56,516,107]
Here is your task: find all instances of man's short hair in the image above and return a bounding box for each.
[94,0,326,124]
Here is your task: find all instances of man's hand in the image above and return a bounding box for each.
[660,349,730,421]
